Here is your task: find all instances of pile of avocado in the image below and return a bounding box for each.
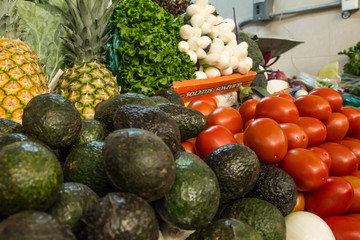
[0,90,296,240]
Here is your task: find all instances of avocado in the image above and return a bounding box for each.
[0,210,76,240]
[48,182,100,233]
[73,119,108,146]
[113,104,182,154]
[0,118,24,137]
[221,198,286,240]
[155,89,184,105]
[150,95,171,104]
[76,192,159,240]
[245,163,298,216]
[22,93,82,149]
[186,218,264,240]
[155,151,220,230]
[204,143,260,204]
[0,133,30,149]
[94,92,159,132]
[103,128,175,202]
[63,141,114,197]
[0,141,63,216]
[158,103,207,141]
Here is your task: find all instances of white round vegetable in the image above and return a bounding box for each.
[201,21,213,35]
[204,53,220,65]
[233,43,248,61]
[208,42,224,54]
[179,25,193,40]
[186,50,197,64]
[199,8,211,19]
[266,79,290,94]
[192,26,202,38]
[222,18,236,31]
[195,71,208,79]
[196,48,207,59]
[295,89,309,97]
[198,36,212,49]
[206,14,217,25]
[230,56,239,70]
[186,4,200,17]
[237,59,251,74]
[285,211,335,240]
[215,15,224,25]
[187,37,200,51]
[221,67,233,76]
[218,29,236,44]
[206,4,215,14]
[208,26,219,39]
[205,67,221,78]
[190,14,205,28]
[195,0,208,8]
[178,41,189,53]
[245,57,253,69]
[212,38,224,46]
[216,51,231,70]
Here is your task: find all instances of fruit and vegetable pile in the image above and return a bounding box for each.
[1,0,360,239]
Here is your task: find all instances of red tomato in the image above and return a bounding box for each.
[280,148,329,192]
[344,213,360,221]
[305,176,354,218]
[353,170,360,178]
[233,132,244,144]
[308,147,331,170]
[309,88,343,112]
[344,136,360,143]
[296,117,327,147]
[280,123,309,149]
[324,112,349,142]
[244,118,254,130]
[238,99,259,126]
[273,92,294,101]
[207,106,243,134]
[340,106,360,136]
[294,95,332,122]
[317,142,358,176]
[342,175,360,213]
[243,118,288,163]
[188,95,218,109]
[195,125,237,158]
[324,215,360,240]
[337,140,360,169]
[181,141,197,155]
[187,100,215,118]
[185,137,197,144]
[254,96,299,123]
[291,191,305,212]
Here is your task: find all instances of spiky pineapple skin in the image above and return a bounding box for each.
[0,38,48,124]
[55,60,119,119]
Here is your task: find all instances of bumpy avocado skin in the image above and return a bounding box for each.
[0,133,31,149]
[94,92,159,132]
[204,143,260,204]
[245,163,297,216]
[0,118,24,136]
[0,210,76,240]
[158,103,207,141]
[22,93,82,149]
[0,141,63,216]
[155,89,184,106]
[76,192,159,240]
[186,218,263,240]
[103,128,175,202]
[155,151,220,230]
[113,104,182,154]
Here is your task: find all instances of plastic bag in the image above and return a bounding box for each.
[297,72,341,91]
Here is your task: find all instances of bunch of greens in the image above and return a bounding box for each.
[339,41,360,76]
[110,0,196,96]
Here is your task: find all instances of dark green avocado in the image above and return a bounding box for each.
[158,102,207,141]
[155,89,184,106]
[113,104,182,154]
[155,151,220,230]
[48,182,100,233]
[94,92,159,132]
[204,143,260,204]
[186,218,263,240]
[0,133,30,149]
[0,210,76,240]
[22,93,82,149]
[150,95,171,104]
[0,141,63,216]
[245,163,297,216]
[76,192,159,240]
[0,118,24,137]
[103,128,175,202]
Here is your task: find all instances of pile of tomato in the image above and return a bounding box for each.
[182,88,360,240]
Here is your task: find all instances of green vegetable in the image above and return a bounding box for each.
[339,41,360,76]
[110,0,196,96]
[16,0,67,83]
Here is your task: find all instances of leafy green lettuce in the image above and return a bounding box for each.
[110,0,196,96]
[16,0,67,83]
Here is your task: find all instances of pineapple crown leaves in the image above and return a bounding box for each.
[61,0,121,65]
[0,0,21,39]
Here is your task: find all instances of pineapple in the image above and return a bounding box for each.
[0,0,48,124]
[54,0,120,119]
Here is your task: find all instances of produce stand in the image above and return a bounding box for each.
[172,71,257,103]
